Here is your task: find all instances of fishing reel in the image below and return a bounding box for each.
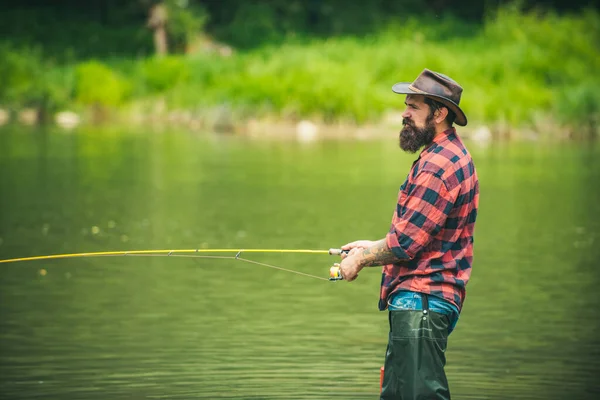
[327,248,348,281]
[329,263,343,281]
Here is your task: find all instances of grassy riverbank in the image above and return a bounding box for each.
[1,6,598,137]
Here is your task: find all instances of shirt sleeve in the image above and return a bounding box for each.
[386,171,456,260]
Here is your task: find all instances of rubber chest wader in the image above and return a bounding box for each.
[380,294,451,400]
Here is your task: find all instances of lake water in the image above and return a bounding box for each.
[1,126,599,399]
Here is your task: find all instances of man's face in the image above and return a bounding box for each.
[399,95,436,153]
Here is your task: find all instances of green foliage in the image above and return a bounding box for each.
[40,67,76,112]
[75,61,130,107]
[0,1,592,59]
[0,8,153,61]
[166,6,597,126]
[0,4,598,133]
[0,44,45,107]
[225,3,280,49]
[208,0,469,49]
[556,82,600,132]
[0,43,74,112]
[140,56,191,92]
[165,0,208,51]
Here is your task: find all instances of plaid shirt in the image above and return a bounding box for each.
[380,127,479,312]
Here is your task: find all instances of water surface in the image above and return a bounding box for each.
[1,126,599,399]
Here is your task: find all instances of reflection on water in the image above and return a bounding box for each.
[1,126,599,399]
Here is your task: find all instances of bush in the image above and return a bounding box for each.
[0,44,45,107]
[0,43,74,113]
[75,61,130,107]
[556,82,600,135]
[140,56,191,92]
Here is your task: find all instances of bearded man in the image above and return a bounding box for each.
[339,69,480,399]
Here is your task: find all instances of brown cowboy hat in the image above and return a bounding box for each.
[392,69,468,126]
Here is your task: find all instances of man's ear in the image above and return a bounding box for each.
[435,107,449,124]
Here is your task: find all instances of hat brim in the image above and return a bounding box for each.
[392,82,467,126]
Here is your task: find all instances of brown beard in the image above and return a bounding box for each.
[399,114,436,153]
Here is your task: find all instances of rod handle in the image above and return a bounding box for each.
[328,248,349,256]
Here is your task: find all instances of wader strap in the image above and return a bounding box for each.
[422,293,429,312]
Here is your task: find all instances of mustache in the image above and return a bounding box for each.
[402,118,414,126]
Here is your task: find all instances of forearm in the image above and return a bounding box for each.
[356,238,402,267]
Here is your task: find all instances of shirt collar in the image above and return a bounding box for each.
[420,127,456,156]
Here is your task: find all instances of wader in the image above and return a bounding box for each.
[380,293,451,400]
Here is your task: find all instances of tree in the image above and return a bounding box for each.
[147,2,168,56]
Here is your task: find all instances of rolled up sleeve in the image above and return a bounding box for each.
[386,171,456,260]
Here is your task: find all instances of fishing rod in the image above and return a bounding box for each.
[0,248,347,281]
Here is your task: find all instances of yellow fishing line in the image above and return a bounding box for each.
[0,248,333,264]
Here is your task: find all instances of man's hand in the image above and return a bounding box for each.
[340,240,376,259]
[339,254,363,282]
[338,240,374,281]
[337,238,401,278]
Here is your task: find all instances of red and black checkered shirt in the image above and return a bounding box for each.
[380,127,479,312]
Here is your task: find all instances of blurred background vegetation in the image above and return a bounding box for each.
[0,0,598,137]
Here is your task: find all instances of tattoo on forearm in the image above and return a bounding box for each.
[360,239,400,267]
